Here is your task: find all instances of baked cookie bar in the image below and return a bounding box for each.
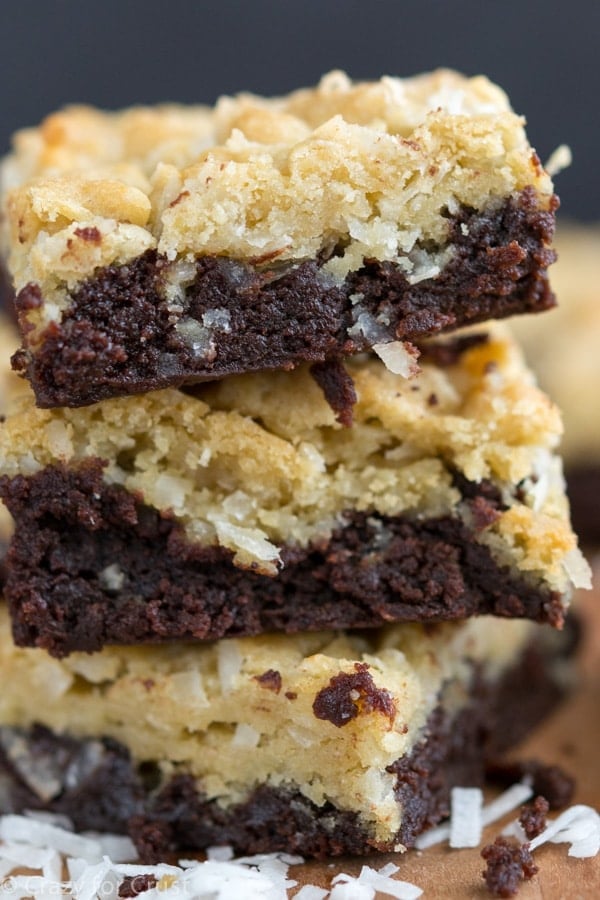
[0,70,557,407]
[511,226,600,543]
[0,607,574,861]
[0,327,589,655]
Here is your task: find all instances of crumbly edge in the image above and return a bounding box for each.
[1,70,553,325]
[0,328,587,592]
[0,605,534,844]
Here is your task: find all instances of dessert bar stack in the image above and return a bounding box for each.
[0,72,590,863]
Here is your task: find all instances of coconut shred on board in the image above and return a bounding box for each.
[0,793,599,898]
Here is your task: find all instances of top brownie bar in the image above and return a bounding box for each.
[1,70,557,407]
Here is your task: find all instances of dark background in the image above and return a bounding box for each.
[2,0,599,219]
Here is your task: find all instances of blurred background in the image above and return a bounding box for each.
[1,0,599,220]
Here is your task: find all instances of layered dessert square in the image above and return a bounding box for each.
[0,326,589,656]
[0,70,557,407]
[511,226,600,544]
[0,606,574,861]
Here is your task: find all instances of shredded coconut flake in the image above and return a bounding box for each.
[0,820,299,899]
[356,864,422,899]
[295,886,328,899]
[0,815,106,861]
[481,783,534,827]
[231,722,261,748]
[413,820,451,851]
[99,563,126,592]
[415,782,533,850]
[562,547,593,590]
[413,786,600,877]
[202,308,232,333]
[217,640,242,693]
[347,310,389,344]
[449,786,483,848]
[329,875,379,899]
[0,815,426,899]
[153,473,189,511]
[528,804,600,858]
[545,144,572,177]
[174,317,215,358]
[331,864,422,899]
[206,845,235,862]
[372,342,420,378]
[213,519,280,565]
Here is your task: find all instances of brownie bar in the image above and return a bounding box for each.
[0,460,568,656]
[0,618,573,862]
[2,71,557,407]
[11,189,555,408]
[0,329,589,653]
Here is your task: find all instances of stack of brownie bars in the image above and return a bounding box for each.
[0,70,591,863]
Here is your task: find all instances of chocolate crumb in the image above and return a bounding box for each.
[74,226,102,244]
[254,669,282,693]
[481,836,538,897]
[310,359,357,427]
[127,817,173,865]
[468,495,502,531]
[486,760,575,810]
[14,282,42,311]
[519,795,549,839]
[169,190,190,209]
[285,691,297,700]
[312,662,395,727]
[427,392,438,406]
[118,875,158,898]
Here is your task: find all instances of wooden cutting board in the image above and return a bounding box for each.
[291,556,600,898]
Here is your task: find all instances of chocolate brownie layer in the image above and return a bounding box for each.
[0,328,589,651]
[0,459,567,656]
[0,629,571,862]
[11,190,555,407]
